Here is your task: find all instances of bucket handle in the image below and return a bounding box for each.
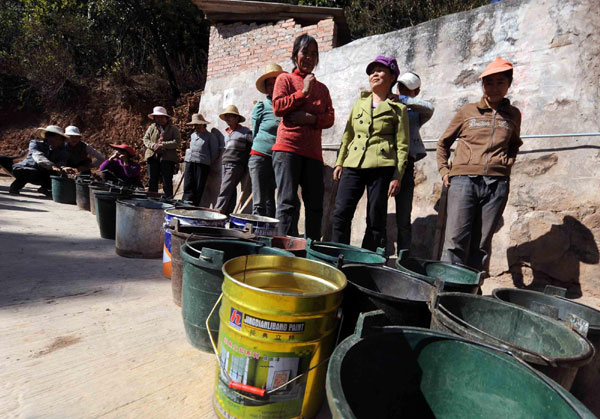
[436,303,558,368]
[183,234,218,263]
[205,293,332,400]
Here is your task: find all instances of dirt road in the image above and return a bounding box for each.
[0,178,217,418]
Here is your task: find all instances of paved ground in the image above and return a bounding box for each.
[0,178,217,418]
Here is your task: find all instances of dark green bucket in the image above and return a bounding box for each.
[95,191,122,240]
[51,175,76,204]
[431,293,595,390]
[326,311,595,419]
[180,239,293,352]
[75,178,92,211]
[305,238,386,268]
[493,287,600,415]
[395,249,482,294]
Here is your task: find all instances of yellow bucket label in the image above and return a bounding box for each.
[215,333,312,418]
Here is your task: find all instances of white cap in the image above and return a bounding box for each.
[398,72,421,90]
[65,125,82,137]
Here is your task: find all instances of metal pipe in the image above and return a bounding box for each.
[321,132,600,149]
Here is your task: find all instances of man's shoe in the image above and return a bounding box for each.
[8,188,20,195]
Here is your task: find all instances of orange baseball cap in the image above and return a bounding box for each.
[479,57,513,79]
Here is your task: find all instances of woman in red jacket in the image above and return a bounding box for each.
[272,34,335,239]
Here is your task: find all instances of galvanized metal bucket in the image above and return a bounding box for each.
[229,213,279,237]
[210,255,346,419]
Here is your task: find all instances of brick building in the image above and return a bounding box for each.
[192,0,350,80]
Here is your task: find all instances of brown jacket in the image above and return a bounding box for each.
[437,97,522,178]
[143,122,181,162]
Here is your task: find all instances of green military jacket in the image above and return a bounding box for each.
[143,122,181,162]
[336,91,409,180]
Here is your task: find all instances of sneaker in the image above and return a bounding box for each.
[37,187,52,197]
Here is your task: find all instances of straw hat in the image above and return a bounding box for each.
[37,125,67,139]
[255,63,286,94]
[219,105,246,123]
[64,125,82,137]
[110,143,136,157]
[148,106,171,120]
[479,57,513,79]
[186,113,210,125]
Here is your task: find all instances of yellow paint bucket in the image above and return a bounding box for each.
[208,255,346,419]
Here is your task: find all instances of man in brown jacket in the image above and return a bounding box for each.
[143,106,181,198]
[437,57,522,273]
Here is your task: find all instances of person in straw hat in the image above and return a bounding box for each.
[214,105,252,215]
[182,113,219,206]
[99,143,142,186]
[248,63,286,217]
[64,125,105,175]
[142,106,181,198]
[437,57,522,273]
[9,125,72,195]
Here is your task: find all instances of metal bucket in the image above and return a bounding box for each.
[180,240,293,352]
[211,255,346,419]
[167,220,255,306]
[431,292,595,390]
[493,287,600,415]
[162,208,228,278]
[395,249,482,294]
[305,239,386,268]
[115,199,175,258]
[326,311,595,419]
[258,236,307,257]
[338,264,434,340]
[75,177,92,210]
[50,175,76,204]
[229,213,279,237]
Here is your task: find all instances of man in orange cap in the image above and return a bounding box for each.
[436,57,522,273]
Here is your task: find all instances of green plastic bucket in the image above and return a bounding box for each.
[326,311,595,419]
[180,240,293,352]
[493,287,600,415]
[395,249,482,294]
[305,239,386,268]
[94,191,121,240]
[50,175,76,204]
[431,293,595,390]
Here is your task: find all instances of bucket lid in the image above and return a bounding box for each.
[230,213,279,224]
[165,208,227,221]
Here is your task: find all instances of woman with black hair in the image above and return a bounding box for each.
[331,56,410,251]
[272,34,335,240]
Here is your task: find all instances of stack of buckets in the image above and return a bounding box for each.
[175,220,598,418]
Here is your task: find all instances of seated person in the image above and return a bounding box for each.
[9,125,73,196]
[64,125,105,175]
[99,143,142,187]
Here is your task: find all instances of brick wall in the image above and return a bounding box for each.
[206,18,337,80]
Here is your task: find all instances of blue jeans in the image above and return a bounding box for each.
[441,175,509,272]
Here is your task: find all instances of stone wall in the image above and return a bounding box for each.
[206,18,336,81]
[199,0,600,297]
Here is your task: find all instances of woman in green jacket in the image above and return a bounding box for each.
[331,56,409,251]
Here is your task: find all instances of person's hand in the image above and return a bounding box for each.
[388,179,401,197]
[287,111,316,126]
[153,143,163,152]
[302,74,315,97]
[109,151,119,160]
[443,174,451,188]
[63,167,77,175]
[333,166,343,181]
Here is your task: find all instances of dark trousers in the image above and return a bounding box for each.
[10,167,52,192]
[215,162,247,215]
[441,175,509,272]
[147,157,175,198]
[248,154,276,217]
[183,162,210,206]
[332,166,394,251]
[395,159,415,252]
[273,151,323,240]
